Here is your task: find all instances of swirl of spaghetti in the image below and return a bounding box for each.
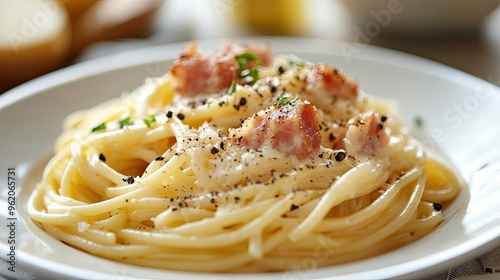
[27,42,460,272]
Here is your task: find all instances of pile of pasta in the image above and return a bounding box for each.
[28,42,460,272]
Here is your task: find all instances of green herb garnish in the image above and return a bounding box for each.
[235,52,259,64]
[275,96,299,106]
[235,52,260,85]
[239,68,259,83]
[143,115,156,127]
[226,80,237,95]
[118,116,133,128]
[288,60,305,68]
[91,122,106,133]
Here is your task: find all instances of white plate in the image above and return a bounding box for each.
[1,37,499,280]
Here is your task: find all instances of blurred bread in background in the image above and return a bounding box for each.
[68,0,163,57]
[0,0,70,93]
[0,0,163,93]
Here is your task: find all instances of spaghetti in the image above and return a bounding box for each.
[28,42,460,272]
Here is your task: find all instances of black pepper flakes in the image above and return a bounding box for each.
[329,133,335,141]
[335,151,346,162]
[211,147,219,154]
[278,66,285,75]
[290,204,299,211]
[239,97,247,106]
[166,111,173,118]
[123,176,135,184]
[381,115,387,122]
[433,203,443,211]
[155,156,164,161]
[99,153,106,162]
[177,113,185,120]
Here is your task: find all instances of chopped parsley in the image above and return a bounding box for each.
[118,116,133,128]
[288,59,305,68]
[91,122,106,133]
[240,68,258,84]
[235,52,260,85]
[235,52,259,64]
[226,80,237,95]
[143,115,156,127]
[275,96,299,106]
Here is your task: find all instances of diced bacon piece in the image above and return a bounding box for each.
[344,110,388,157]
[169,42,272,96]
[232,101,321,160]
[220,41,272,66]
[169,43,237,96]
[306,64,359,103]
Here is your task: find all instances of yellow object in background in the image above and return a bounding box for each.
[0,0,71,93]
[234,0,306,35]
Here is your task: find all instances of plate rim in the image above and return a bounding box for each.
[1,36,499,280]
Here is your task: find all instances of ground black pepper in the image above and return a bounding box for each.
[123,176,135,184]
[335,151,346,162]
[278,66,285,75]
[239,97,247,106]
[433,203,443,211]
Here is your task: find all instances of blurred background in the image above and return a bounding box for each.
[0,0,498,93]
